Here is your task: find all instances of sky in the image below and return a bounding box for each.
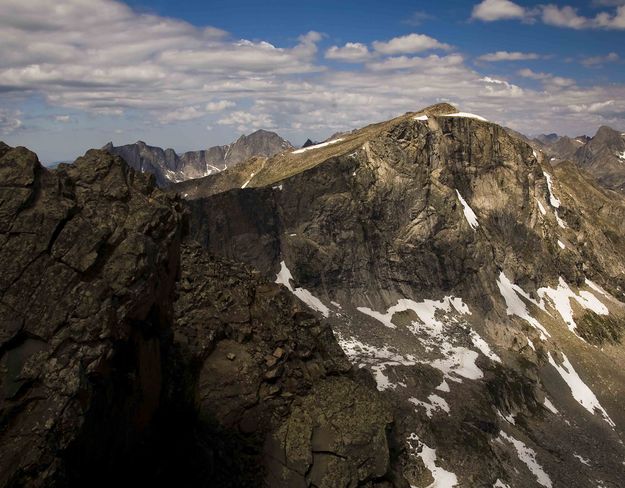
[1,0,624,163]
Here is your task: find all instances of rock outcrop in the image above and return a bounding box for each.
[0,146,183,486]
[103,129,293,187]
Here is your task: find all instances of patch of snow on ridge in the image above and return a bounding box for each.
[241,172,255,188]
[557,240,565,249]
[442,112,488,122]
[357,296,500,381]
[409,394,450,418]
[358,297,470,334]
[617,150,625,161]
[547,351,615,427]
[496,272,550,339]
[543,397,558,414]
[275,261,330,317]
[292,138,344,154]
[537,277,608,334]
[456,190,479,230]
[469,329,501,362]
[414,114,429,121]
[407,433,458,488]
[337,334,417,391]
[500,432,552,488]
[494,480,510,488]
[543,172,561,208]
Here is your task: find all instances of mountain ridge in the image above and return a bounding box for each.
[103,128,293,187]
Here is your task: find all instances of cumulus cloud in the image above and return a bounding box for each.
[471,0,625,29]
[325,43,371,62]
[471,0,526,21]
[205,100,236,112]
[477,51,542,62]
[372,33,451,55]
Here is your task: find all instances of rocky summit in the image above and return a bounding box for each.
[2,102,625,488]
[103,129,293,187]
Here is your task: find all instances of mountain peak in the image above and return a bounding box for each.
[419,102,458,115]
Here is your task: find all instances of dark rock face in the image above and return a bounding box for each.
[103,129,293,187]
[173,244,403,487]
[0,146,183,486]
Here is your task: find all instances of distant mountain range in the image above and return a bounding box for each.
[531,126,625,192]
[103,129,293,186]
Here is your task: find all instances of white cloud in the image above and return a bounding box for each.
[54,115,71,122]
[541,5,590,29]
[325,42,371,62]
[471,0,526,21]
[477,51,542,62]
[158,106,205,124]
[0,109,22,134]
[517,68,576,88]
[366,54,464,72]
[217,110,275,132]
[205,100,235,112]
[372,33,451,55]
[581,52,620,67]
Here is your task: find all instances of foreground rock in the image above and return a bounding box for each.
[0,146,183,486]
[0,143,402,487]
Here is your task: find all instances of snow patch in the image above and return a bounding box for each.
[275,261,330,317]
[469,329,501,362]
[456,190,479,230]
[407,434,458,488]
[547,351,615,427]
[496,272,550,339]
[543,172,561,208]
[494,480,510,488]
[500,432,552,488]
[557,240,565,250]
[241,172,255,188]
[442,112,488,122]
[414,114,429,121]
[537,277,609,334]
[292,138,344,154]
[409,394,450,418]
[574,454,591,466]
[543,397,558,414]
[337,334,418,391]
[617,150,625,161]
[436,380,450,392]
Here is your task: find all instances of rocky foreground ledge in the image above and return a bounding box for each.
[0,144,404,487]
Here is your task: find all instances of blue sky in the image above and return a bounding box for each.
[1,0,624,162]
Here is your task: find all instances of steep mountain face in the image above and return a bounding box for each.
[573,126,625,192]
[0,143,400,487]
[103,129,293,187]
[178,103,625,487]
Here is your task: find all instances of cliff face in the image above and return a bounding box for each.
[103,129,293,187]
[0,143,399,487]
[0,146,184,486]
[180,104,625,487]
